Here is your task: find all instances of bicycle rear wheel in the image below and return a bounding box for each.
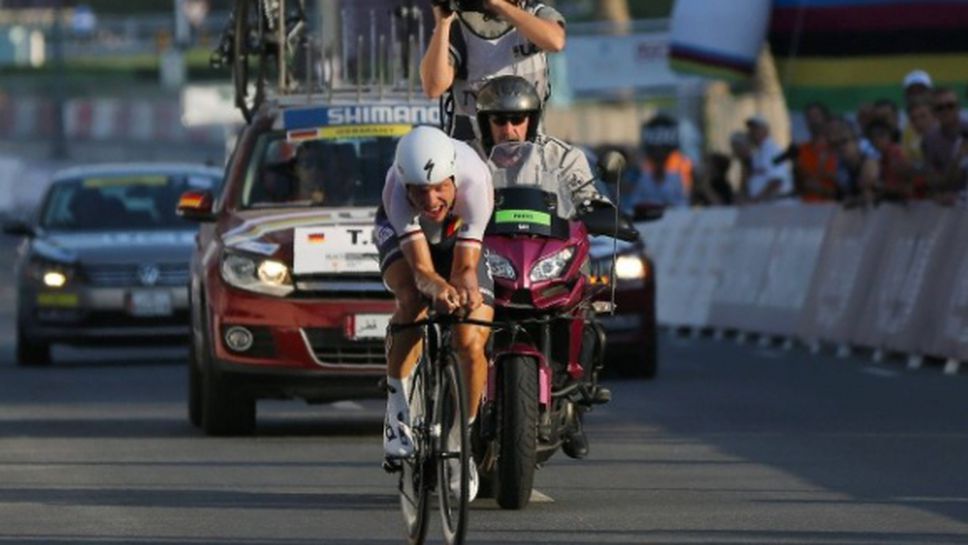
[436,352,469,545]
[399,367,430,545]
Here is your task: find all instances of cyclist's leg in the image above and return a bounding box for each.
[378,213,428,457]
[452,252,495,421]
[453,303,493,421]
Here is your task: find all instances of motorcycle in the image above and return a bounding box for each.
[475,142,639,509]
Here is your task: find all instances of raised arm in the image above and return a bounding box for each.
[485,0,565,52]
[419,6,457,98]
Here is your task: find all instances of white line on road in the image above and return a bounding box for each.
[861,367,898,378]
[530,489,554,503]
[331,401,365,411]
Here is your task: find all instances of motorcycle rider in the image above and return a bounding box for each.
[421,0,566,140]
[474,74,613,459]
[377,125,494,501]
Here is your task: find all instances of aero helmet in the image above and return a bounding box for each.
[394,126,457,186]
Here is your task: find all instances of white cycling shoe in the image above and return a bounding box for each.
[448,457,479,502]
[383,414,414,458]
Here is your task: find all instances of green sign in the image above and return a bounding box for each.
[495,209,551,226]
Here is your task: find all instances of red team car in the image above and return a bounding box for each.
[177,97,439,435]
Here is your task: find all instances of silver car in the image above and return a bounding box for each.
[3,163,222,365]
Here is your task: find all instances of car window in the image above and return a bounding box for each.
[241,130,396,209]
[41,173,219,231]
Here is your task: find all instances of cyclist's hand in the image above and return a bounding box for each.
[432,280,462,314]
[452,269,482,312]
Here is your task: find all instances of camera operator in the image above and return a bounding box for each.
[420,0,566,141]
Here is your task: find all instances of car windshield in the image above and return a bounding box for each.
[41,172,219,231]
[242,131,396,209]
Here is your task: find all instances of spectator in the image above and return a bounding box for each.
[902,69,934,107]
[794,101,839,203]
[692,152,734,206]
[828,117,879,205]
[901,97,937,166]
[873,98,901,142]
[744,115,793,203]
[921,86,968,205]
[868,119,912,201]
[420,0,566,141]
[622,114,693,213]
[729,130,753,197]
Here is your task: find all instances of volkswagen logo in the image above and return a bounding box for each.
[137,264,160,286]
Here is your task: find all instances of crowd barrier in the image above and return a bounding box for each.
[637,202,966,372]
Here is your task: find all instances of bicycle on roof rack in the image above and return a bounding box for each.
[212,0,431,122]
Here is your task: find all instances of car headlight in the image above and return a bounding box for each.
[614,255,646,280]
[486,253,516,280]
[27,258,75,288]
[529,247,574,282]
[221,252,293,296]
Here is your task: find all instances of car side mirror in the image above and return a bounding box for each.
[596,150,626,186]
[632,204,664,223]
[176,190,215,222]
[2,219,35,237]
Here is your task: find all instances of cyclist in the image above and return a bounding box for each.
[474,75,612,459]
[421,0,567,140]
[377,125,494,500]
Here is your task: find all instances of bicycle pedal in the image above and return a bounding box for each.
[382,458,402,473]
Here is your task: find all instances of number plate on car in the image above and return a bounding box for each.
[128,290,173,317]
[346,313,391,340]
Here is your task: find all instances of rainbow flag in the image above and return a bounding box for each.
[768,0,968,111]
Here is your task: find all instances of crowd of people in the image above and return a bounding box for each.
[619,69,968,212]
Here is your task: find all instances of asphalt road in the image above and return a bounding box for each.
[1,239,967,544]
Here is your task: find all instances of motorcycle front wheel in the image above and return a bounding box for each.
[495,355,539,510]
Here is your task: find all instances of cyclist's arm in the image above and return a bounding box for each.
[450,143,494,310]
[420,7,457,98]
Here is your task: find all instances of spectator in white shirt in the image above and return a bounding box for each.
[744,115,793,203]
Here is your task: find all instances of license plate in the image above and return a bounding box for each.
[128,290,173,317]
[347,313,391,340]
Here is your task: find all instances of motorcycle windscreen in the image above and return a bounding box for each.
[486,186,570,239]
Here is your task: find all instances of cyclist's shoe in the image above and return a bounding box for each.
[384,380,414,458]
[448,457,479,502]
[384,413,414,458]
[562,427,589,460]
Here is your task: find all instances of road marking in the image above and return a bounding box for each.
[331,401,365,411]
[862,367,898,378]
[530,489,554,503]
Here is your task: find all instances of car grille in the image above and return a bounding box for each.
[293,274,393,300]
[84,263,190,287]
[303,327,386,366]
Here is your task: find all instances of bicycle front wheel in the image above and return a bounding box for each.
[435,353,469,545]
[399,367,430,545]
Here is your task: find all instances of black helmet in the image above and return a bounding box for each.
[475,75,542,152]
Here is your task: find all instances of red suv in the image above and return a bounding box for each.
[178,97,440,435]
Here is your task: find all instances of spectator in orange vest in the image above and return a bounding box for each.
[622,114,693,214]
[794,102,839,203]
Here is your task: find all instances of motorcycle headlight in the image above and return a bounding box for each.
[529,247,574,282]
[614,255,646,280]
[221,252,293,296]
[486,253,516,280]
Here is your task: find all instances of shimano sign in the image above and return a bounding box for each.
[283,104,440,130]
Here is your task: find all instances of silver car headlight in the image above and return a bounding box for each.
[529,247,574,282]
[486,253,516,280]
[221,252,293,297]
[614,255,646,280]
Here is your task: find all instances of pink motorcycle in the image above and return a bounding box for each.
[476,143,639,509]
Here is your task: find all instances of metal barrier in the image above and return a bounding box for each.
[642,202,965,372]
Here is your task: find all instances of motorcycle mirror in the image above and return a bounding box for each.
[597,150,626,185]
